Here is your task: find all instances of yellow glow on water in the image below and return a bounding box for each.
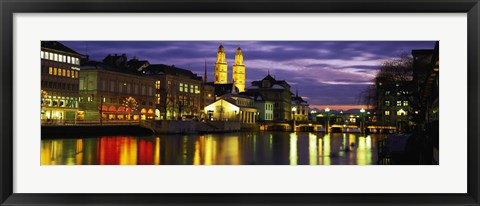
[75,139,83,165]
[318,137,323,165]
[225,136,240,165]
[205,135,214,165]
[309,133,318,165]
[154,137,161,165]
[119,138,137,165]
[289,133,298,165]
[193,140,201,165]
[323,134,331,165]
[356,136,371,165]
[366,135,372,149]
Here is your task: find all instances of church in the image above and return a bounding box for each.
[213,45,246,93]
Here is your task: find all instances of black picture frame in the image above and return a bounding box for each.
[1,0,479,205]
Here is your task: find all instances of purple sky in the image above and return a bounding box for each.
[61,41,436,109]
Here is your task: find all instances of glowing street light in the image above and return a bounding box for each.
[360,108,366,134]
[325,107,330,133]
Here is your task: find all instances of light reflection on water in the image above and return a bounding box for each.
[41,132,386,165]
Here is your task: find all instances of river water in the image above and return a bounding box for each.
[41,132,386,165]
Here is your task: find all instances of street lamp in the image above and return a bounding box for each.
[325,107,330,133]
[360,108,365,134]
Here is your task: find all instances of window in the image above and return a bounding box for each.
[385,90,390,95]
[184,84,188,92]
[141,85,146,95]
[384,100,390,106]
[54,53,58,61]
[75,71,78,78]
[63,55,66,62]
[403,101,409,106]
[179,83,183,92]
[385,110,390,116]
[155,81,161,89]
[190,85,194,93]
[67,56,71,63]
[41,51,45,59]
[397,109,407,116]
[156,94,161,104]
[49,67,53,75]
[195,85,199,94]
[53,68,58,75]
[62,69,66,76]
[397,101,402,106]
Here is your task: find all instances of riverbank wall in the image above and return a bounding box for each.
[41,125,153,138]
[139,120,258,134]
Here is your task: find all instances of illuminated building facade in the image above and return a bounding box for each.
[291,89,310,121]
[143,64,203,120]
[232,47,246,92]
[41,41,82,122]
[245,74,292,121]
[78,61,156,121]
[375,80,414,132]
[204,93,258,123]
[214,45,228,84]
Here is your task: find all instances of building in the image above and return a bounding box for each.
[374,80,414,132]
[204,93,258,123]
[412,41,439,164]
[78,61,156,121]
[232,47,246,92]
[143,64,203,120]
[248,92,274,121]
[214,45,228,84]
[291,88,310,121]
[41,41,82,122]
[200,62,216,119]
[244,74,292,121]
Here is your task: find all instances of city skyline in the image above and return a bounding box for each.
[61,41,436,110]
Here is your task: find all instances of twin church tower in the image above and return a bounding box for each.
[213,45,246,92]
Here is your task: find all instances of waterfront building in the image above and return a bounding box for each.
[412,41,439,164]
[232,47,246,92]
[204,93,258,123]
[245,74,292,121]
[78,61,156,121]
[143,64,203,120]
[214,45,228,84]
[41,41,82,122]
[291,88,310,121]
[248,93,274,121]
[374,80,414,132]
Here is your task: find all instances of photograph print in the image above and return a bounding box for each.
[40,41,439,165]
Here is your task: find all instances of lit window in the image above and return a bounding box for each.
[67,56,71,63]
[397,109,407,116]
[75,71,78,78]
[155,81,161,89]
[53,68,58,75]
[49,53,54,60]
[156,94,161,104]
[75,58,79,65]
[179,83,183,92]
[385,91,390,95]
[403,101,409,106]
[67,70,70,77]
[63,55,66,62]
[62,69,66,76]
[184,84,188,92]
[41,51,45,59]
[54,53,58,61]
[385,110,390,116]
[396,101,401,106]
[49,67,53,75]
[195,85,199,94]
[384,101,390,106]
[44,52,49,59]
[190,85,194,93]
